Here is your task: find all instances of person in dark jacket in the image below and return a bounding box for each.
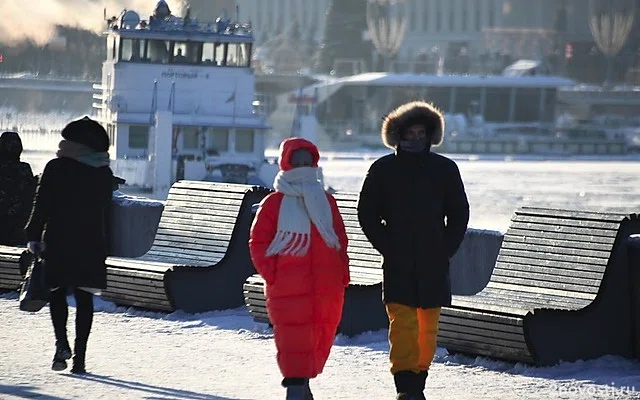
[25,116,113,374]
[357,101,469,400]
[0,131,36,245]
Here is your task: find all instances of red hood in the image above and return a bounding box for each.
[278,137,320,171]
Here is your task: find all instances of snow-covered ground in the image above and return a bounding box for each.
[11,127,640,399]
[5,155,640,399]
[1,291,639,400]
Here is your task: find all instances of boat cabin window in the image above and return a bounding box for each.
[129,125,150,149]
[206,128,229,154]
[235,129,254,152]
[121,39,133,62]
[484,88,511,122]
[173,41,200,64]
[202,42,215,64]
[214,43,226,65]
[149,40,171,63]
[453,88,483,115]
[120,39,147,62]
[181,127,200,149]
[201,42,226,66]
[117,38,252,67]
[514,88,542,122]
[226,44,239,67]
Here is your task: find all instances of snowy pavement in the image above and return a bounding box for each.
[1,293,639,400]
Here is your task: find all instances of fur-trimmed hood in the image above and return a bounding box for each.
[381,101,445,149]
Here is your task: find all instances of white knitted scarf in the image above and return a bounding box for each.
[266,167,340,257]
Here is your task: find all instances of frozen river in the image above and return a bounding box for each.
[22,151,640,232]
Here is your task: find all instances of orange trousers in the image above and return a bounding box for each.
[386,303,441,374]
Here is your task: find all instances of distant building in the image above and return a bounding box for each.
[187,0,238,22]
[233,0,637,82]
[235,0,329,44]
[235,0,600,58]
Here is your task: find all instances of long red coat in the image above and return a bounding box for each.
[249,191,349,378]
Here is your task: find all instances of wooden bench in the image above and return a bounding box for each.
[102,180,270,313]
[438,207,640,365]
[243,192,389,336]
[0,246,31,292]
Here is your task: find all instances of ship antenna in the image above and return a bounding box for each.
[236,5,240,22]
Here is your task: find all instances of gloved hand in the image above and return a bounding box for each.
[27,241,46,255]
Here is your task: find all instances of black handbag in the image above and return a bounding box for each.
[19,256,50,312]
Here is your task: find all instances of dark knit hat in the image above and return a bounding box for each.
[0,131,23,161]
[61,116,109,152]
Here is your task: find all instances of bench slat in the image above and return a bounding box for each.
[170,181,250,193]
[517,207,629,222]
[505,228,617,245]
[486,281,597,301]
[488,275,600,295]
[107,273,165,289]
[437,336,533,362]
[502,235,614,253]
[161,205,242,220]
[154,228,235,243]
[508,222,618,238]
[500,241,612,259]
[497,248,609,267]
[168,190,246,201]
[495,254,607,274]
[151,238,231,253]
[511,214,622,230]
[470,287,591,310]
[103,284,169,301]
[438,320,527,345]
[492,263,605,281]
[450,296,532,316]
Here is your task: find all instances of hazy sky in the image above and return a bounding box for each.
[0,0,186,45]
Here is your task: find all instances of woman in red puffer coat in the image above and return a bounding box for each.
[249,137,349,400]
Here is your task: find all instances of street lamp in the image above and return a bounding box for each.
[365,0,408,72]
[589,0,635,85]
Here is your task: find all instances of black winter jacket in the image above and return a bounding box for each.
[358,150,469,308]
[25,157,113,289]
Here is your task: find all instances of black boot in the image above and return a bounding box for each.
[394,371,416,399]
[394,370,427,400]
[303,378,314,400]
[71,340,87,374]
[415,371,428,400]
[70,354,86,374]
[285,385,305,400]
[282,378,306,400]
[51,341,72,371]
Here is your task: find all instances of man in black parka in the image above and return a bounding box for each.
[357,101,469,400]
[25,116,113,374]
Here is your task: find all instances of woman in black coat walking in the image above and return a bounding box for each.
[25,116,113,374]
[0,131,36,245]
